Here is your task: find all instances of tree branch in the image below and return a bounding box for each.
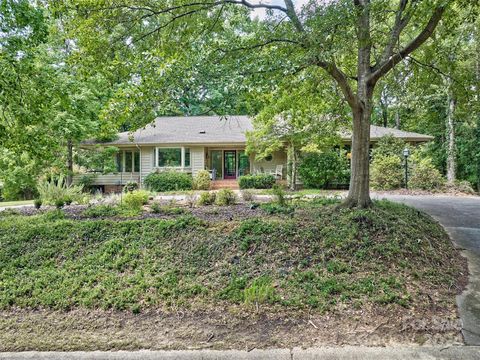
[369,5,445,84]
[378,0,410,65]
[316,59,359,109]
[284,0,304,32]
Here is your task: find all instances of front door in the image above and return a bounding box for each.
[224,150,237,179]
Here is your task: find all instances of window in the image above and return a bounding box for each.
[158,148,182,167]
[134,152,140,172]
[115,150,140,172]
[184,148,191,167]
[155,147,191,168]
[125,151,133,172]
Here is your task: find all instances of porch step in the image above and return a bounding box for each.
[211,180,239,190]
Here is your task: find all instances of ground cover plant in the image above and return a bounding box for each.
[0,199,464,311]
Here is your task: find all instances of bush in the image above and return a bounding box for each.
[298,150,350,189]
[371,135,406,159]
[193,170,211,190]
[123,181,139,193]
[197,191,216,206]
[370,155,403,190]
[83,204,119,218]
[215,189,237,206]
[33,199,42,209]
[144,171,193,192]
[151,202,162,213]
[55,198,65,209]
[445,180,476,194]
[239,174,276,189]
[241,189,254,202]
[410,158,445,190]
[77,175,96,193]
[123,190,149,210]
[37,176,83,205]
[272,184,286,206]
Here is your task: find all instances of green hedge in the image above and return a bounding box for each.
[239,174,276,189]
[144,171,192,192]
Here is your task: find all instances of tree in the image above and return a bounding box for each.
[64,0,458,207]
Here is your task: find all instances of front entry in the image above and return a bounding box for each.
[224,150,237,179]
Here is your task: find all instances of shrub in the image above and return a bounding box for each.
[370,155,403,190]
[272,184,286,206]
[123,190,149,210]
[55,198,65,209]
[239,174,276,189]
[37,176,83,205]
[215,189,237,206]
[371,135,406,159]
[123,181,139,193]
[83,204,119,218]
[298,150,350,189]
[197,191,216,206]
[151,202,162,213]
[445,180,476,194]
[241,189,254,202]
[33,199,42,209]
[77,175,96,193]
[144,171,193,192]
[410,158,445,190]
[193,170,211,190]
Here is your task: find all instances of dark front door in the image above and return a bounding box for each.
[224,150,237,179]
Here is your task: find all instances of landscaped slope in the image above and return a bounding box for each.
[0,200,465,315]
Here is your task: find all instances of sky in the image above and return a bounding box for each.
[250,0,310,19]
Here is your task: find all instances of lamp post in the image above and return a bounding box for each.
[403,147,410,190]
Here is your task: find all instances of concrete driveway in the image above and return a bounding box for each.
[374,194,480,345]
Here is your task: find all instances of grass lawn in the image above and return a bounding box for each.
[0,200,33,207]
[0,199,467,350]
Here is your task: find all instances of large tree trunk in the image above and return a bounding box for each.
[287,143,297,191]
[66,139,73,187]
[345,106,372,208]
[446,82,456,184]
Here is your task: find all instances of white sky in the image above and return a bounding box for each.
[250,0,309,19]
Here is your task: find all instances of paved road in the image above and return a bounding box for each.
[375,194,480,345]
[0,346,479,360]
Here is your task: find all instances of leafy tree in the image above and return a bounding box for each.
[63,0,466,207]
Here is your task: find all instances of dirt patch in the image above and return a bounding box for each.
[0,305,463,351]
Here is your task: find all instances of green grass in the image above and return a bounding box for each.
[0,200,33,207]
[0,200,464,314]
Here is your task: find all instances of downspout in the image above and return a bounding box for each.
[135,143,142,188]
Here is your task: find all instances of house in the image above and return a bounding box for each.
[76,115,433,192]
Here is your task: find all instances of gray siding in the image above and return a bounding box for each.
[140,146,154,185]
[191,147,205,176]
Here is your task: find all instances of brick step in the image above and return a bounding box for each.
[211,180,239,190]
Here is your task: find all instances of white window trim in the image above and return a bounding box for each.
[117,150,140,174]
[155,146,191,169]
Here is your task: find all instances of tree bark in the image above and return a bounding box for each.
[66,139,73,187]
[287,143,297,191]
[345,104,373,208]
[395,109,401,129]
[446,81,456,184]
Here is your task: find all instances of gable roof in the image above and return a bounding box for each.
[85,115,433,146]
[343,125,434,143]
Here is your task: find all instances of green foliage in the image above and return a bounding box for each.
[55,198,65,209]
[271,184,286,206]
[298,150,350,189]
[192,170,211,191]
[144,172,193,192]
[150,202,162,214]
[75,147,119,174]
[197,192,216,206]
[260,203,294,215]
[33,199,42,209]
[239,174,276,189]
[243,277,277,306]
[37,176,83,205]
[123,182,139,193]
[241,189,254,202]
[123,190,149,210]
[0,200,464,312]
[83,205,119,218]
[77,175,96,192]
[215,189,236,206]
[370,155,403,190]
[410,158,445,190]
[371,135,406,159]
